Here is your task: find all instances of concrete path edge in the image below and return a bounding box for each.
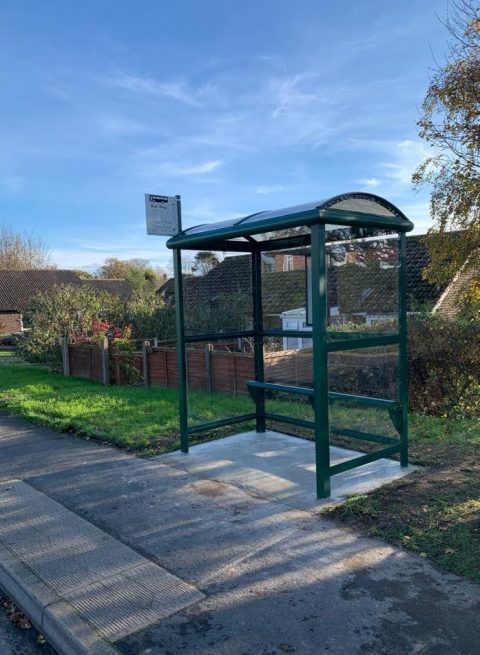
[0,545,119,655]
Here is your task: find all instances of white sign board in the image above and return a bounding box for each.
[145,194,180,236]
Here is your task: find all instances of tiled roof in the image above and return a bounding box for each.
[434,262,478,318]
[160,256,251,304]
[263,270,305,315]
[405,234,446,309]
[0,270,134,312]
[83,279,133,299]
[0,270,81,311]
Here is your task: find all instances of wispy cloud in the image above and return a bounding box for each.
[382,139,429,185]
[1,175,23,192]
[133,153,223,179]
[107,74,206,107]
[357,177,381,188]
[254,184,286,195]
[269,73,338,119]
[174,160,222,175]
[96,114,146,135]
[348,139,430,193]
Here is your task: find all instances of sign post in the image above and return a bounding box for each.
[145,193,188,451]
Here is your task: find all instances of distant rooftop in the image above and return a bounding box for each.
[0,270,132,312]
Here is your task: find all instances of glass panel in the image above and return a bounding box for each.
[184,218,241,235]
[325,234,400,334]
[325,225,398,243]
[265,393,314,426]
[327,196,396,217]
[329,398,399,441]
[256,226,311,242]
[265,346,313,388]
[177,340,257,434]
[240,201,319,224]
[175,250,253,336]
[262,245,309,330]
[328,345,399,400]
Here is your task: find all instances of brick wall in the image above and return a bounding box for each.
[274,254,306,272]
[0,312,23,335]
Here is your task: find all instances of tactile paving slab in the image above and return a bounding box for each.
[65,562,204,640]
[0,480,204,641]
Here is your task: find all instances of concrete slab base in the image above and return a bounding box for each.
[159,430,415,510]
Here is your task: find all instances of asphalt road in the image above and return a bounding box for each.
[0,603,57,655]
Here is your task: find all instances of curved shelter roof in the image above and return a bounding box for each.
[167,192,414,250]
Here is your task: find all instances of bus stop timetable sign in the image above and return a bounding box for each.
[145,194,180,236]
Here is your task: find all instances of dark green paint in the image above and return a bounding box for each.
[311,224,331,498]
[173,198,189,453]
[252,250,266,432]
[329,444,401,476]
[188,414,257,434]
[398,232,409,466]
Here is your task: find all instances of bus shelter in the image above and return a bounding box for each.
[166,193,414,498]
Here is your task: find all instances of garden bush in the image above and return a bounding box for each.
[16,284,175,370]
[408,314,480,418]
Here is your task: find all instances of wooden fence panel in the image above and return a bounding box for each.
[67,342,398,400]
[69,344,103,383]
[264,349,313,387]
[187,350,207,391]
[149,347,253,395]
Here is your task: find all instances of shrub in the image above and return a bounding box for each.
[458,277,480,322]
[408,314,480,418]
[16,284,124,369]
[17,284,176,370]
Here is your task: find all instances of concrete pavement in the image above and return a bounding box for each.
[0,412,479,654]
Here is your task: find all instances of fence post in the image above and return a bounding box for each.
[153,337,158,348]
[205,343,213,392]
[61,336,70,376]
[142,340,150,388]
[164,350,169,387]
[114,355,121,385]
[100,337,109,386]
[232,353,237,396]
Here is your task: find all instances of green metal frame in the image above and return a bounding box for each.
[168,195,412,498]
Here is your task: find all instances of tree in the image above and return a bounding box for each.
[0,225,53,269]
[72,269,93,279]
[192,251,220,275]
[97,258,166,293]
[413,0,480,286]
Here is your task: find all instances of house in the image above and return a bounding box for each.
[0,270,132,335]
[159,254,274,303]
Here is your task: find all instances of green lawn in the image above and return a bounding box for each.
[0,360,258,451]
[1,356,480,583]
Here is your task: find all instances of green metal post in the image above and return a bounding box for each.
[173,196,189,453]
[252,249,265,432]
[398,232,409,467]
[310,224,331,498]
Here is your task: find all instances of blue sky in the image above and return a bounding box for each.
[0,0,449,271]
